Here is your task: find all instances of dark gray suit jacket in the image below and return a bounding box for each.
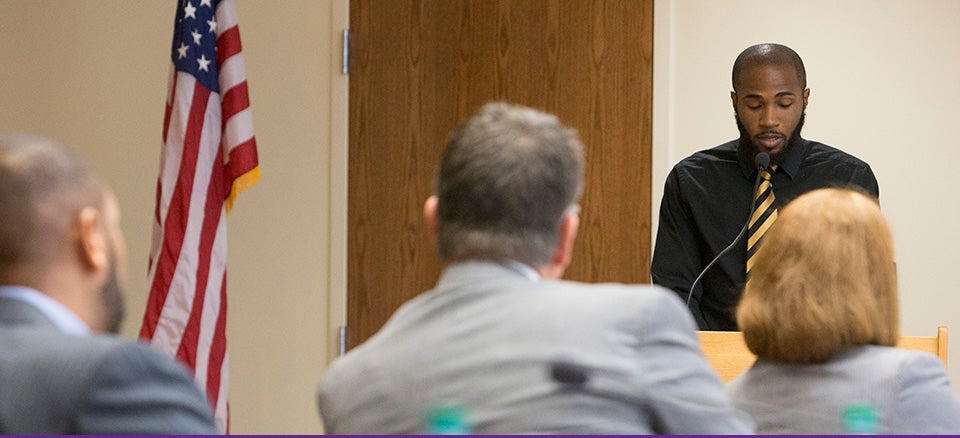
[727,345,960,434]
[0,296,217,434]
[317,261,754,434]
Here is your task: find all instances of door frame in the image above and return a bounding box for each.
[326,0,350,363]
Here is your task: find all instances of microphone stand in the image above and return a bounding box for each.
[685,152,771,309]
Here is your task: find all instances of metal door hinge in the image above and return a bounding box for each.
[342,29,350,75]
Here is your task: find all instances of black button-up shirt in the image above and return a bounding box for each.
[651,137,879,330]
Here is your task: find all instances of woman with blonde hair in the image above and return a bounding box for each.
[727,188,960,434]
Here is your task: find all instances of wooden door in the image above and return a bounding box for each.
[348,0,653,348]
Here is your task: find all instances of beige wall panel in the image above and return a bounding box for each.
[0,0,348,433]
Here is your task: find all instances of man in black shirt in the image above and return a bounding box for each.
[651,43,879,330]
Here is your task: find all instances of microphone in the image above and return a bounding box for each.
[551,359,647,406]
[551,360,590,386]
[685,152,770,309]
[755,151,770,170]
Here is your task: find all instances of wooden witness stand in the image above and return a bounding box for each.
[698,326,949,383]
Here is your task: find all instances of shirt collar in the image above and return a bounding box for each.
[737,136,807,180]
[0,285,91,336]
[497,259,541,282]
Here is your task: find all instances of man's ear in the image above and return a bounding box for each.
[803,88,810,107]
[423,195,439,240]
[541,212,580,280]
[730,90,738,110]
[555,212,579,268]
[76,207,109,272]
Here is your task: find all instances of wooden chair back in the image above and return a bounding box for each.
[697,326,948,383]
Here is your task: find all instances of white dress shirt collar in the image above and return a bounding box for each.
[498,259,541,282]
[0,285,91,336]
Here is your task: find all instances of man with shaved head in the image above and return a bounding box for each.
[0,133,216,434]
[651,43,879,331]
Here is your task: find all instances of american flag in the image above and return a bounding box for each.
[140,0,259,433]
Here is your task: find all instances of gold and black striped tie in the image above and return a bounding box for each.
[746,168,777,274]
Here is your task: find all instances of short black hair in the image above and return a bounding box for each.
[0,134,105,277]
[732,43,806,90]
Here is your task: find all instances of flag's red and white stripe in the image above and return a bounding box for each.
[141,0,258,433]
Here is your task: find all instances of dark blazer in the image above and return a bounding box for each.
[0,296,217,434]
[317,261,754,434]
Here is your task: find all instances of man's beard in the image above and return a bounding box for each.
[736,111,805,165]
[101,251,126,334]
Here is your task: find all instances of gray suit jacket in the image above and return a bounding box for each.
[0,296,217,434]
[317,261,754,434]
[727,345,960,434]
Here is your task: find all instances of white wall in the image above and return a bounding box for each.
[0,0,348,433]
[654,0,960,386]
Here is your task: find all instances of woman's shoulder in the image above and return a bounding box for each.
[841,345,942,366]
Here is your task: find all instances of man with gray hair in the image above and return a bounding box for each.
[0,133,217,434]
[316,102,753,434]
